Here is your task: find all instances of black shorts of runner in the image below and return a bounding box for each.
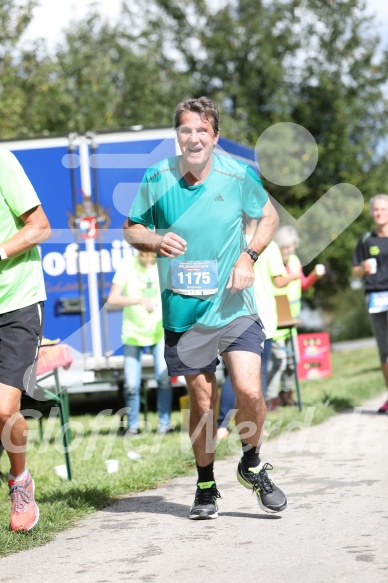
[0,302,44,395]
[365,293,388,362]
[164,315,266,376]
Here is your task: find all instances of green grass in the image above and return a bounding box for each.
[0,346,385,556]
[261,345,384,439]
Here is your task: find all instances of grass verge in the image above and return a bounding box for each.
[0,346,385,557]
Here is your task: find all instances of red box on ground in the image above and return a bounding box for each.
[297,332,332,380]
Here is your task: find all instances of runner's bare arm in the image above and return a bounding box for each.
[0,205,51,259]
[123,218,187,258]
[353,261,374,277]
[227,199,279,293]
[247,198,279,255]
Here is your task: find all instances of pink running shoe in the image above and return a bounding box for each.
[377,399,388,414]
[8,471,39,532]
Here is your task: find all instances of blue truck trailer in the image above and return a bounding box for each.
[3,129,257,399]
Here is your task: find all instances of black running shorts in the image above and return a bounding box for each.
[164,315,266,376]
[0,302,44,394]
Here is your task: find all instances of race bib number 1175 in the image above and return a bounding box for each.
[171,260,218,296]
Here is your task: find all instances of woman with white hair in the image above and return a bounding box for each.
[352,194,388,414]
[267,225,324,409]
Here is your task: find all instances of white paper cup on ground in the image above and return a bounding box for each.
[127,451,142,461]
[315,264,326,276]
[367,258,377,274]
[54,464,69,480]
[105,459,119,474]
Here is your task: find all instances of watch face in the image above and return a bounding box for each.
[246,248,258,262]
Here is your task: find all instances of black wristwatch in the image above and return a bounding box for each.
[245,248,259,262]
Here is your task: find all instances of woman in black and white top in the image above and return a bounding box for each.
[352,194,388,413]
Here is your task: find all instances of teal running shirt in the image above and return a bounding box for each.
[129,153,268,332]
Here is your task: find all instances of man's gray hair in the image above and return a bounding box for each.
[173,96,220,135]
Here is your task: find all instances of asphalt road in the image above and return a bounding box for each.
[1,394,387,583]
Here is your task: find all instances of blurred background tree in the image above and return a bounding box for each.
[1,0,388,338]
[0,0,39,137]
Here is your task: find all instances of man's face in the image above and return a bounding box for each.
[372,199,388,227]
[176,111,219,173]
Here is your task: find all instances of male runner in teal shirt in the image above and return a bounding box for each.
[124,96,287,519]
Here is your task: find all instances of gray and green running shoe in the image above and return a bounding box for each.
[237,461,287,513]
[189,481,221,520]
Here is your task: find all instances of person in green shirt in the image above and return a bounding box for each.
[268,225,324,408]
[0,147,51,532]
[107,251,172,433]
[124,96,287,519]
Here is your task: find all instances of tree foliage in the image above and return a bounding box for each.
[0,0,39,137]
[134,0,388,299]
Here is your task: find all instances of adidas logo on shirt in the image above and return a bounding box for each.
[214,194,224,201]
